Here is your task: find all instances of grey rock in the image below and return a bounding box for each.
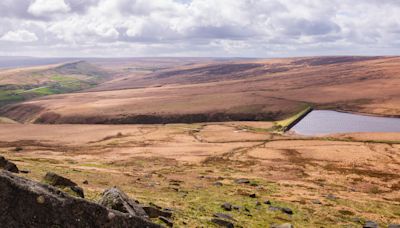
[325,194,337,200]
[43,172,77,187]
[0,170,161,228]
[311,199,322,204]
[213,213,235,221]
[99,187,148,218]
[43,172,84,198]
[143,206,173,218]
[0,156,19,173]
[211,218,234,228]
[268,206,281,211]
[363,220,378,228]
[268,206,293,215]
[235,178,250,184]
[221,202,232,211]
[159,216,173,227]
[281,207,293,215]
[213,181,223,186]
[389,224,400,228]
[70,186,85,198]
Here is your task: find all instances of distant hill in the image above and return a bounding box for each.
[1,56,399,124]
[0,61,111,107]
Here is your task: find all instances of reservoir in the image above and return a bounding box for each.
[291,110,400,135]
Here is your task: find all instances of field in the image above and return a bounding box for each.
[1,122,399,227]
[0,56,399,227]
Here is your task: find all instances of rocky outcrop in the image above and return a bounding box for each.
[0,156,19,173]
[43,172,84,198]
[0,171,161,228]
[99,187,149,218]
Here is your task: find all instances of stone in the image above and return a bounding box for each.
[213,213,235,221]
[211,218,234,228]
[83,180,89,184]
[221,202,232,211]
[268,206,281,212]
[271,223,294,228]
[43,172,84,198]
[232,205,242,211]
[0,156,19,173]
[213,181,223,186]
[264,200,272,205]
[235,178,250,184]
[311,199,322,204]
[249,193,256,198]
[268,206,293,215]
[325,194,337,200]
[0,170,161,228]
[281,207,293,215]
[388,224,400,228]
[99,187,148,218]
[70,186,85,198]
[159,216,173,227]
[143,206,173,218]
[43,172,77,187]
[363,221,378,228]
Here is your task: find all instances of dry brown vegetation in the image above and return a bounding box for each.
[2,56,400,124]
[0,56,399,227]
[0,122,399,227]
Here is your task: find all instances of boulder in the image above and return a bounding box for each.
[99,187,148,218]
[221,202,232,211]
[213,213,235,221]
[0,156,19,173]
[43,172,84,198]
[43,172,77,187]
[0,170,161,228]
[159,216,173,227]
[363,221,378,228]
[143,206,173,218]
[211,218,234,228]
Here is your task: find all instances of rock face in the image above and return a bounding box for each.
[0,156,19,173]
[0,170,161,228]
[99,187,149,218]
[43,172,84,198]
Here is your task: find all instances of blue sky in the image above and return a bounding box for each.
[1,0,400,57]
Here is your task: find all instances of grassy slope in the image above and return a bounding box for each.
[0,61,110,107]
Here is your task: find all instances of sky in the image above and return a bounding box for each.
[1,0,400,58]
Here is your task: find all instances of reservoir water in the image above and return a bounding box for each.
[291,110,400,135]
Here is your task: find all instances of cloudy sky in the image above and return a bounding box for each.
[0,0,400,57]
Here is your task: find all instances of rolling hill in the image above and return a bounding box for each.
[0,61,111,107]
[1,56,399,124]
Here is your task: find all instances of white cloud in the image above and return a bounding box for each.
[1,0,400,57]
[0,30,38,42]
[28,0,70,17]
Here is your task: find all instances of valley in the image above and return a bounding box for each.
[0,56,399,227]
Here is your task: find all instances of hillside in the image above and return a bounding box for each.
[0,61,111,107]
[1,56,399,124]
